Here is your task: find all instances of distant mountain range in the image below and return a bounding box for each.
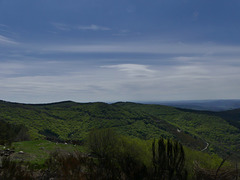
[142,99,240,111]
[0,100,239,159]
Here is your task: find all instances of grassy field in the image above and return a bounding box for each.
[0,140,87,165]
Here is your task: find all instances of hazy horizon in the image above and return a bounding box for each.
[2,98,240,105]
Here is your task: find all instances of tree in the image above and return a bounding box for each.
[88,128,148,180]
[152,138,188,180]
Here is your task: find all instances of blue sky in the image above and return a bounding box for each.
[1,0,240,103]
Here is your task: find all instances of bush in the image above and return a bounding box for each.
[0,157,32,180]
[42,150,95,180]
[88,128,148,179]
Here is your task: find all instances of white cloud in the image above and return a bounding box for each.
[0,35,18,45]
[1,59,240,103]
[40,42,240,56]
[0,24,7,27]
[2,39,240,103]
[51,23,70,31]
[112,29,130,36]
[101,64,155,78]
[77,24,110,31]
[173,56,199,61]
[52,23,110,31]
[0,62,26,75]
[0,24,9,33]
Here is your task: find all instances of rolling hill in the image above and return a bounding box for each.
[151,99,240,111]
[0,100,239,158]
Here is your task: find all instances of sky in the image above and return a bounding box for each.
[1,0,240,103]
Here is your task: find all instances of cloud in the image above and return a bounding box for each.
[52,23,110,31]
[0,24,8,28]
[77,24,110,31]
[101,64,155,78]
[112,29,130,36]
[40,42,240,55]
[2,39,240,103]
[0,35,18,45]
[0,62,26,76]
[1,58,240,103]
[173,56,199,61]
[51,23,70,31]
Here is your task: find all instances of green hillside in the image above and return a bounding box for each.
[114,102,240,158]
[217,109,240,129]
[0,120,29,145]
[0,100,239,158]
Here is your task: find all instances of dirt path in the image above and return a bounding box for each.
[201,142,209,151]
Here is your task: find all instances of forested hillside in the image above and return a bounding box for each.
[0,100,239,158]
[0,120,29,145]
[115,102,240,158]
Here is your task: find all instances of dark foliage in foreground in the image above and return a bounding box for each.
[152,138,188,179]
[42,150,95,180]
[0,129,239,179]
[0,157,32,180]
[1,151,239,180]
[88,129,148,180]
[193,161,239,180]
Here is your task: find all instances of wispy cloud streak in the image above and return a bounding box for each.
[0,35,18,45]
[77,24,110,31]
[52,23,110,31]
[40,42,240,55]
[102,64,155,78]
[51,23,70,31]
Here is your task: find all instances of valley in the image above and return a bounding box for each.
[0,100,239,159]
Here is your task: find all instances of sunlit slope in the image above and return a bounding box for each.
[0,100,239,156]
[114,102,240,157]
[0,100,205,149]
